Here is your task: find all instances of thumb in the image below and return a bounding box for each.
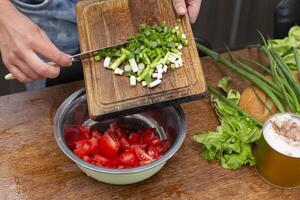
[172,0,187,15]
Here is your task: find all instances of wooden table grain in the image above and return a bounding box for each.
[0,49,299,200]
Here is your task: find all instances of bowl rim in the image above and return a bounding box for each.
[54,88,187,174]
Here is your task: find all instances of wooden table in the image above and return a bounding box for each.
[0,49,299,200]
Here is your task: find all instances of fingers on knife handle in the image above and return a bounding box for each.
[4,61,59,80]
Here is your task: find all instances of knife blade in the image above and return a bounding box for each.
[4,41,130,80]
[71,41,129,62]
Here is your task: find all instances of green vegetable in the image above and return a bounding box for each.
[92,22,188,86]
[267,25,300,70]
[220,144,256,169]
[293,47,300,76]
[193,84,262,169]
[225,46,277,90]
[208,86,263,126]
[110,54,127,70]
[94,54,101,62]
[196,43,285,113]
[137,55,161,83]
[193,26,300,170]
[217,76,231,92]
[239,55,271,74]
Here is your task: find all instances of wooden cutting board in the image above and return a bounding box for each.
[76,0,206,120]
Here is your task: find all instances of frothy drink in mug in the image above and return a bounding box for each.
[255,113,300,188]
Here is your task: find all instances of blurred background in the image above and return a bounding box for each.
[0,0,286,96]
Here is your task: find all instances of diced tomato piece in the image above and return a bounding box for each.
[91,129,102,139]
[142,135,161,147]
[64,126,81,150]
[118,150,138,166]
[133,145,153,162]
[141,128,156,138]
[116,128,127,139]
[73,137,99,157]
[105,159,119,168]
[150,137,161,146]
[79,126,91,139]
[75,146,86,157]
[93,154,109,166]
[117,164,131,169]
[128,132,139,144]
[119,137,130,151]
[139,128,159,146]
[155,140,171,154]
[146,146,160,159]
[74,139,90,157]
[89,137,99,154]
[82,155,92,163]
[98,131,120,159]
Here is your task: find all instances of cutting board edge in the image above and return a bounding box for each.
[89,90,208,121]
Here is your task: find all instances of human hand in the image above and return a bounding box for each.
[172,0,202,23]
[0,2,71,83]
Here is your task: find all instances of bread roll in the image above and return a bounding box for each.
[239,86,277,122]
[239,72,299,123]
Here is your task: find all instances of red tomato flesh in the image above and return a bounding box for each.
[66,123,171,169]
[98,131,120,159]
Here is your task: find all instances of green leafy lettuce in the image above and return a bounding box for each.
[217,76,231,92]
[268,26,300,70]
[192,88,262,170]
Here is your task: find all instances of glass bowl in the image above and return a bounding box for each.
[54,89,186,185]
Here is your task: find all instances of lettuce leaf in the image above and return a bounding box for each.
[192,88,262,170]
[217,76,231,92]
[268,25,300,70]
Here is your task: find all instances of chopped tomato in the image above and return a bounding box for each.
[74,141,90,157]
[133,145,153,162]
[151,137,162,146]
[128,132,139,144]
[67,123,171,169]
[119,137,130,151]
[117,164,131,169]
[146,146,160,159]
[139,128,155,145]
[91,129,102,139]
[82,155,92,163]
[116,128,127,139]
[79,126,91,139]
[64,126,81,150]
[73,137,99,157]
[98,131,120,159]
[155,140,171,154]
[93,155,109,166]
[89,137,99,154]
[118,150,138,166]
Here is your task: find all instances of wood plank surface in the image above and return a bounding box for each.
[0,49,299,200]
[76,0,206,120]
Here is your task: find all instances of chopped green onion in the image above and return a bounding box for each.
[94,54,101,62]
[110,54,127,70]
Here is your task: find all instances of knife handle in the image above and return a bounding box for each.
[4,62,58,80]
